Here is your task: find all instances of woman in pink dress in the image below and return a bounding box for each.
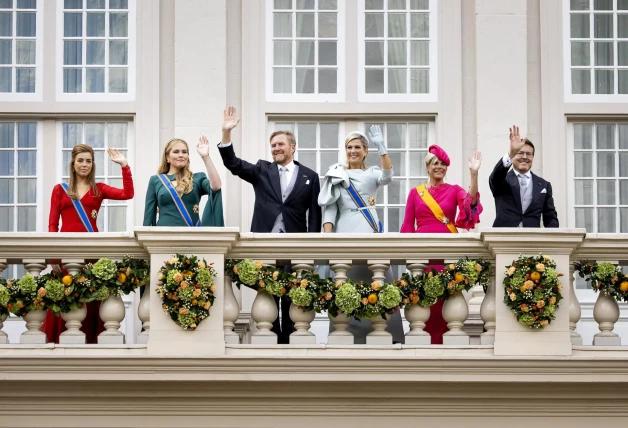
[400,145,482,344]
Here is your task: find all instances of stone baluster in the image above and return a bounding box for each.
[366,260,392,345]
[593,261,621,346]
[328,261,354,345]
[568,263,582,346]
[251,260,278,345]
[289,260,316,344]
[20,260,48,344]
[480,262,496,345]
[404,260,430,345]
[59,260,87,344]
[223,266,240,344]
[0,260,9,344]
[442,259,470,345]
[136,286,150,345]
[98,261,126,344]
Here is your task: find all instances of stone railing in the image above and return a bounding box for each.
[2,228,628,356]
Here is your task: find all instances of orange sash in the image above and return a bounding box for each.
[416,184,458,233]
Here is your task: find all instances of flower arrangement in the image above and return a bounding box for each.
[229,259,287,297]
[114,256,150,295]
[336,279,402,320]
[0,277,10,317]
[34,270,85,315]
[440,258,491,299]
[574,260,628,302]
[156,254,217,330]
[503,254,563,329]
[3,274,45,317]
[396,268,443,308]
[286,271,334,313]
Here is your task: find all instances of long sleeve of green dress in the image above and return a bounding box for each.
[199,173,224,227]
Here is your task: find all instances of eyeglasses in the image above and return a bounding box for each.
[516,151,534,158]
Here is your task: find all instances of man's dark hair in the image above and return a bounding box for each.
[523,138,535,155]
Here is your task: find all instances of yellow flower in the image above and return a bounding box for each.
[272,271,278,280]
[507,266,516,276]
[37,288,46,297]
[198,261,206,269]
[255,261,263,269]
[475,264,482,272]
[361,297,368,305]
[537,300,545,308]
[549,296,556,305]
[335,279,344,287]
[157,273,164,281]
[520,304,529,312]
[536,263,545,272]
[5,280,12,288]
[258,279,266,288]
[557,283,563,292]
[447,281,455,289]
[543,255,552,261]
[173,272,183,283]
[325,292,332,300]
[233,266,238,274]
[180,281,189,289]
[170,257,178,264]
[449,264,456,270]
[64,288,72,296]
[519,285,527,293]
[179,308,189,315]
[509,293,516,301]
[428,272,433,279]
[190,323,197,328]
[400,279,408,287]
[193,289,202,297]
[210,284,216,292]
[371,282,381,291]
[205,301,212,309]
[540,320,549,326]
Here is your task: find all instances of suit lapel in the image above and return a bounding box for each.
[284,163,308,204]
[527,173,542,213]
[268,163,282,201]
[507,170,523,213]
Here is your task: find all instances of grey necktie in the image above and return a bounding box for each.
[518,173,530,212]
[280,166,288,201]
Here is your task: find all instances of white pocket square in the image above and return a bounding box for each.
[306,180,310,185]
[541,188,547,194]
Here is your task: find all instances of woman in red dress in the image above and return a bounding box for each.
[43,144,135,343]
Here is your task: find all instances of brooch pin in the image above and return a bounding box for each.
[193,204,199,214]
[91,209,97,219]
[419,190,424,196]
[368,196,376,206]
[441,217,450,225]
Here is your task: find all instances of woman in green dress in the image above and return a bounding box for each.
[143,136,224,227]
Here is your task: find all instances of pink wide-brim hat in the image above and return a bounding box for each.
[428,144,450,166]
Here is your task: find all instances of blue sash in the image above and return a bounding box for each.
[157,174,200,227]
[60,183,95,232]
[345,181,383,233]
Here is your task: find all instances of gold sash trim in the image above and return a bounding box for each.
[415,184,458,234]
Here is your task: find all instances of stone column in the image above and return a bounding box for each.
[328,261,353,345]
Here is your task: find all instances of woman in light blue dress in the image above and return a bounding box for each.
[318,125,404,344]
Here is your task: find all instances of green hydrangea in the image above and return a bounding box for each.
[196,268,213,287]
[0,285,9,307]
[177,312,196,328]
[543,267,559,285]
[462,261,479,284]
[178,286,195,302]
[264,279,283,297]
[335,283,360,315]
[424,276,444,298]
[236,259,259,286]
[166,269,182,286]
[379,284,402,309]
[418,295,437,308]
[288,286,313,307]
[597,262,618,281]
[518,313,535,326]
[533,290,545,301]
[92,258,117,281]
[94,286,110,301]
[361,304,380,319]
[44,280,65,302]
[544,304,555,315]
[510,272,525,288]
[17,274,37,295]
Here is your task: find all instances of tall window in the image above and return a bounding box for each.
[267,0,343,100]
[59,0,134,98]
[59,121,132,232]
[359,0,437,101]
[567,0,628,97]
[0,121,38,279]
[571,122,628,232]
[0,0,39,95]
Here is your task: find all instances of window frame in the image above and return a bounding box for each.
[265,0,346,102]
[563,0,628,102]
[357,0,438,102]
[55,118,135,232]
[0,0,44,101]
[55,0,136,102]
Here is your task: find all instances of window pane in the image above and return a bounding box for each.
[296,41,315,65]
[387,124,405,149]
[388,179,404,204]
[575,207,593,231]
[620,153,628,177]
[109,13,128,37]
[365,13,384,37]
[109,68,127,93]
[365,69,384,93]
[596,124,615,149]
[594,0,612,10]
[17,178,35,203]
[87,0,105,8]
[619,15,628,38]
[319,0,336,10]
[571,69,591,94]
[320,151,337,173]
[17,206,35,231]
[387,207,404,233]
[320,123,338,148]
[274,13,292,37]
[62,150,71,173]
[410,69,429,93]
[16,12,35,37]
[109,40,128,65]
[620,180,628,204]
[296,0,314,9]
[597,180,615,205]
[388,41,406,65]
[64,13,83,37]
[16,40,35,65]
[318,41,336,65]
[273,68,291,93]
[17,0,36,8]
[410,13,429,37]
[408,123,428,148]
[15,68,34,92]
[575,179,594,205]
[86,68,104,92]
[17,122,35,148]
[84,122,104,147]
[0,152,13,175]
[620,124,628,149]
[318,13,336,38]
[621,208,628,233]
[0,206,13,232]
[107,206,126,232]
[595,69,613,94]
[574,124,593,149]
[598,207,616,232]
[64,40,82,65]
[274,41,292,65]
[318,69,337,93]
[575,152,593,177]
[17,150,35,175]
[0,12,11,37]
[297,151,315,170]
[0,40,10,64]
[620,0,628,9]
[570,14,589,38]
[620,42,628,66]
[297,123,316,148]
[388,152,405,176]
[295,68,314,93]
[409,151,427,176]
[388,68,406,93]
[109,0,128,8]
[365,0,384,9]
[86,40,105,64]
[0,0,10,7]
[296,12,314,37]
[594,42,613,66]
[365,41,384,65]
[594,14,613,38]
[107,149,125,174]
[64,0,82,8]
[63,123,82,148]
[0,123,13,148]
[63,68,82,92]
[597,152,615,177]
[571,0,589,10]
[93,149,104,175]
[388,13,406,37]
[411,0,428,9]
[389,0,405,10]
[86,12,105,37]
[0,67,10,91]
[410,40,429,66]
[107,123,127,148]
[571,41,590,66]
[620,71,628,94]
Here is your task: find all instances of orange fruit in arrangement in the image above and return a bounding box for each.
[367,294,378,304]
[530,271,541,282]
[61,275,73,286]
[620,282,628,292]
[454,272,464,283]
[117,273,127,284]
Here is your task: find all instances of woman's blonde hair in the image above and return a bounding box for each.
[424,152,447,178]
[158,138,194,195]
[344,132,369,170]
[67,144,99,199]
